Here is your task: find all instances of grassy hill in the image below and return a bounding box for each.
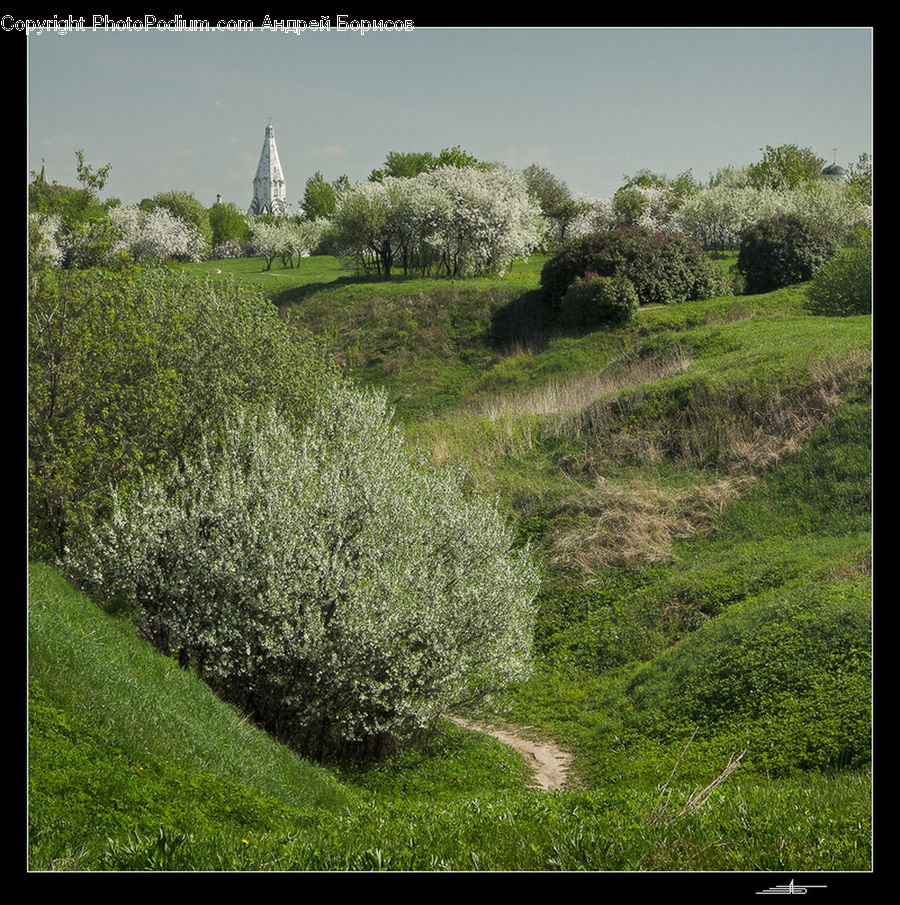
[29,253,872,871]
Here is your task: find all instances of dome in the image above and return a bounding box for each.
[822,162,849,181]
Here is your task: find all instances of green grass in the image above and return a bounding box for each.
[28,563,871,870]
[29,252,873,871]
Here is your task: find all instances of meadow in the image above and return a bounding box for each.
[29,249,872,873]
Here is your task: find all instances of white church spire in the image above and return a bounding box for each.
[248,121,288,216]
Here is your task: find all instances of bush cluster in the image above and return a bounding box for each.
[737,214,835,294]
[541,226,730,310]
[559,272,639,328]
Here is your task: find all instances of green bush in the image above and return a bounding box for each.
[559,273,639,328]
[737,214,835,294]
[28,266,335,561]
[806,242,872,316]
[540,226,730,309]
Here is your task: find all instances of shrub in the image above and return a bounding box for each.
[806,239,872,317]
[28,267,334,561]
[559,273,639,328]
[540,226,730,309]
[65,393,540,763]
[737,214,835,294]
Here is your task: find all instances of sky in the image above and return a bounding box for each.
[24,23,873,210]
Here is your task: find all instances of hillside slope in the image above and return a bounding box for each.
[29,257,873,871]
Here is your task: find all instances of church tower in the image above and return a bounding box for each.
[248,122,288,216]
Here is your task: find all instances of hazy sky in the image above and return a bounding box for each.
[26,24,873,209]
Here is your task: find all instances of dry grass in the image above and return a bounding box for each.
[475,345,693,422]
[649,727,747,826]
[698,348,872,474]
[548,350,870,575]
[550,473,756,574]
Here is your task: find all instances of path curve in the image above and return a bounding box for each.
[449,716,573,791]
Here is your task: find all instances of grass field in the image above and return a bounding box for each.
[29,252,872,872]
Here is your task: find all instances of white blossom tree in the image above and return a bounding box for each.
[564,195,615,243]
[330,165,546,278]
[421,164,546,276]
[65,385,540,761]
[109,203,205,263]
[28,213,64,270]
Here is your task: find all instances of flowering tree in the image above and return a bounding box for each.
[781,179,872,244]
[65,387,540,761]
[329,179,399,276]
[564,195,615,243]
[421,164,546,276]
[676,184,783,253]
[28,213,64,273]
[247,217,322,270]
[677,179,871,253]
[330,165,546,278]
[109,203,205,263]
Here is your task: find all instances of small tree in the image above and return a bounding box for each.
[208,201,252,250]
[541,226,730,308]
[747,144,826,191]
[110,203,205,264]
[140,190,213,259]
[300,171,349,220]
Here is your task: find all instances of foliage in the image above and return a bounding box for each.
[331,166,545,279]
[28,212,64,273]
[737,214,835,294]
[28,151,124,271]
[786,179,871,244]
[139,190,213,257]
[109,203,206,263]
[247,217,324,270]
[747,144,826,191]
[300,171,350,220]
[208,200,252,249]
[620,168,702,206]
[521,163,588,247]
[676,183,786,253]
[74,149,112,197]
[559,273,639,329]
[676,178,869,253]
[612,170,700,233]
[64,390,541,762]
[369,145,488,182]
[28,267,334,560]
[540,225,731,308]
[806,238,872,316]
[847,152,873,205]
[563,196,615,243]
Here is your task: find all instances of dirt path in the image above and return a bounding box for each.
[449,716,573,791]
